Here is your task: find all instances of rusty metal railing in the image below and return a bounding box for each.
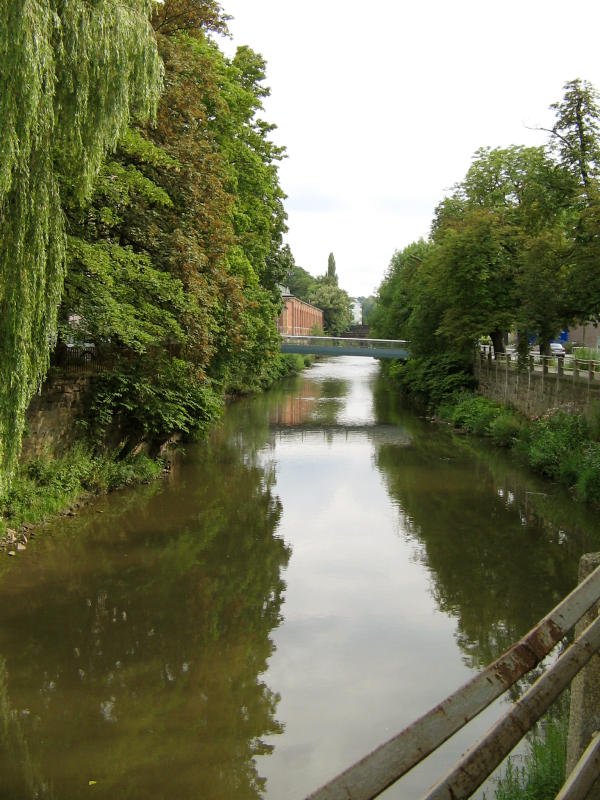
[303,561,600,800]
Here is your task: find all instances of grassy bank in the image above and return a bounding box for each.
[438,393,600,505]
[0,444,164,538]
[0,352,314,541]
[486,703,567,800]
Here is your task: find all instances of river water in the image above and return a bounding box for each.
[0,357,599,800]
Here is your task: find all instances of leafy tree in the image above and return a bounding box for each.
[433,146,574,356]
[359,296,378,326]
[326,252,338,285]
[151,0,230,37]
[60,14,291,444]
[0,0,162,492]
[308,280,352,335]
[286,264,318,301]
[371,240,431,342]
[545,79,600,193]
[543,80,600,326]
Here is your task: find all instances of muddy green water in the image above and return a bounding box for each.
[0,357,599,800]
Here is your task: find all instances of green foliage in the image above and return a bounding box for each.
[286,264,319,301]
[374,82,600,405]
[521,412,588,483]
[360,295,378,325]
[487,412,524,448]
[0,445,163,527]
[488,710,567,800]
[59,23,295,454]
[439,393,600,503]
[387,353,476,407]
[88,359,224,445]
[371,240,430,341]
[548,79,600,191]
[63,238,190,351]
[308,280,353,335]
[440,394,504,434]
[326,252,338,285]
[438,393,523,445]
[0,0,162,493]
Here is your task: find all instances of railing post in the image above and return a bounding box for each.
[567,551,600,796]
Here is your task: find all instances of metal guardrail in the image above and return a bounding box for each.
[480,350,600,382]
[303,561,600,800]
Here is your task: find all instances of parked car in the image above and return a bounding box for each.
[550,342,566,357]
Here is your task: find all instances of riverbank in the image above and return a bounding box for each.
[0,353,314,550]
[437,393,600,506]
[0,445,166,552]
[0,356,594,798]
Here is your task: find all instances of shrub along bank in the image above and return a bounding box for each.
[438,393,600,505]
[485,704,567,800]
[0,353,313,541]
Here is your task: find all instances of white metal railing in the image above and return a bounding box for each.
[480,349,600,379]
[303,562,600,800]
[281,335,409,349]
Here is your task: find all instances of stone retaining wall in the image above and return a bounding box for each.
[476,356,600,417]
[21,374,91,460]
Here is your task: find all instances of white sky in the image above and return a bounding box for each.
[219,0,600,298]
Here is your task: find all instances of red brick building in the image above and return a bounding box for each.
[277,291,323,335]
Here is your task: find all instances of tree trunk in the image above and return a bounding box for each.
[490,329,504,358]
[539,335,551,356]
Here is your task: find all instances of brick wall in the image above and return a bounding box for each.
[278,296,323,335]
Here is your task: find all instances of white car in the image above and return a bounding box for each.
[550,342,566,356]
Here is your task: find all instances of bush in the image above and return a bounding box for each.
[445,394,503,435]
[521,412,588,483]
[488,411,523,447]
[0,446,163,527]
[436,395,600,501]
[574,442,600,503]
[389,353,476,406]
[438,394,521,445]
[488,709,566,800]
[89,358,223,445]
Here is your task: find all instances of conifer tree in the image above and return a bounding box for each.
[0,0,162,492]
[326,252,338,285]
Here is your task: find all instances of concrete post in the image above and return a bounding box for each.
[566,552,600,793]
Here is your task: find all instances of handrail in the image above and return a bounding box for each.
[281,335,410,347]
[423,612,600,800]
[557,733,600,800]
[303,563,600,800]
[481,350,600,372]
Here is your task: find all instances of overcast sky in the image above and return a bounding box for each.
[219,0,600,298]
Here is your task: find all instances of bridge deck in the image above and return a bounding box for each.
[280,335,409,360]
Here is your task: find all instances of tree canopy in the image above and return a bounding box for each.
[0,0,162,493]
[373,79,600,402]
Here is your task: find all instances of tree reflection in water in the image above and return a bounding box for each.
[372,376,600,673]
[0,428,290,800]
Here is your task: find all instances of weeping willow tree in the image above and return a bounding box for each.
[0,0,162,493]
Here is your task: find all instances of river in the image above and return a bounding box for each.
[0,357,598,800]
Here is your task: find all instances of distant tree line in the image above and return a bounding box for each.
[372,80,600,403]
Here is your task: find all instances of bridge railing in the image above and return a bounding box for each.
[281,335,409,351]
[303,556,600,800]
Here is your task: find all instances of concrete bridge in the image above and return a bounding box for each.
[280,335,410,360]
